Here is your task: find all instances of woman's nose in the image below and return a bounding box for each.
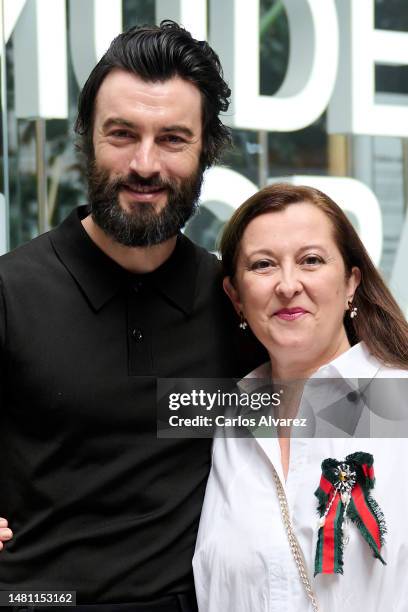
[275,269,302,298]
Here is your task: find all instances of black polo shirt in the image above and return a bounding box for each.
[0,206,259,604]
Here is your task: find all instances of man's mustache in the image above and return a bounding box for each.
[88,168,179,203]
[113,173,176,192]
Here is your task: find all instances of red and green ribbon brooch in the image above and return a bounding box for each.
[314,451,386,575]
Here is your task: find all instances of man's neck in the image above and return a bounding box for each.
[81,214,178,274]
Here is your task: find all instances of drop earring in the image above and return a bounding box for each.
[239,312,248,330]
[348,301,358,319]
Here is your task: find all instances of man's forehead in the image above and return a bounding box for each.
[94,69,202,125]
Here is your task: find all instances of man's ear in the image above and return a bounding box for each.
[223,277,243,316]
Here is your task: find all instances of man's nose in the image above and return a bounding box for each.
[128,140,161,178]
[275,267,302,298]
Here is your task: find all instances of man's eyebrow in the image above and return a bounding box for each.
[160,125,195,138]
[102,117,136,131]
[101,119,195,139]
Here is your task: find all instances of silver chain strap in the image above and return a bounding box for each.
[271,466,320,612]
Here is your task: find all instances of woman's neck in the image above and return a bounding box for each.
[269,333,351,381]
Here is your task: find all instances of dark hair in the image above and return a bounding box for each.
[74,20,231,169]
[220,183,408,370]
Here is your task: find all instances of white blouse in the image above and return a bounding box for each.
[193,343,408,612]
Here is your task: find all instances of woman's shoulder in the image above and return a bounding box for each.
[375,364,408,378]
[331,342,408,379]
[365,343,408,378]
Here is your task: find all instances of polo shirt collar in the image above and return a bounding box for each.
[147,232,198,316]
[49,205,198,314]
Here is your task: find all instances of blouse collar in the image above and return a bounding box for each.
[243,342,381,383]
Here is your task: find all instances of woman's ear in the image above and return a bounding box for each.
[223,277,243,316]
[347,266,361,303]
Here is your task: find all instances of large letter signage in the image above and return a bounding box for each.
[328,0,408,136]
[69,0,122,89]
[5,0,408,135]
[13,0,68,119]
[155,0,207,40]
[209,0,338,131]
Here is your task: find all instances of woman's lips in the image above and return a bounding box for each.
[274,308,308,321]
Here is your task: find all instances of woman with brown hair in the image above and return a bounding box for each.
[193,183,408,612]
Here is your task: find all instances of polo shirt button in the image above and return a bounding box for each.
[132,328,143,342]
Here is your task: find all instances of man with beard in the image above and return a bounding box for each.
[0,21,263,612]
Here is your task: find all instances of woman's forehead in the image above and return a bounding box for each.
[239,203,335,253]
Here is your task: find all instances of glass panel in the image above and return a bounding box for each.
[185,0,407,285]
[123,0,155,26]
[0,0,407,295]
[0,0,8,255]
[3,1,85,250]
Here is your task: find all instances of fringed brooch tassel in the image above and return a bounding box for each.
[314,451,387,575]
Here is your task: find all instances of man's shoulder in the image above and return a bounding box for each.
[180,234,222,276]
[0,206,82,281]
[0,229,58,282]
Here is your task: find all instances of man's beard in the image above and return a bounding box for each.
[87,161,203,247]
